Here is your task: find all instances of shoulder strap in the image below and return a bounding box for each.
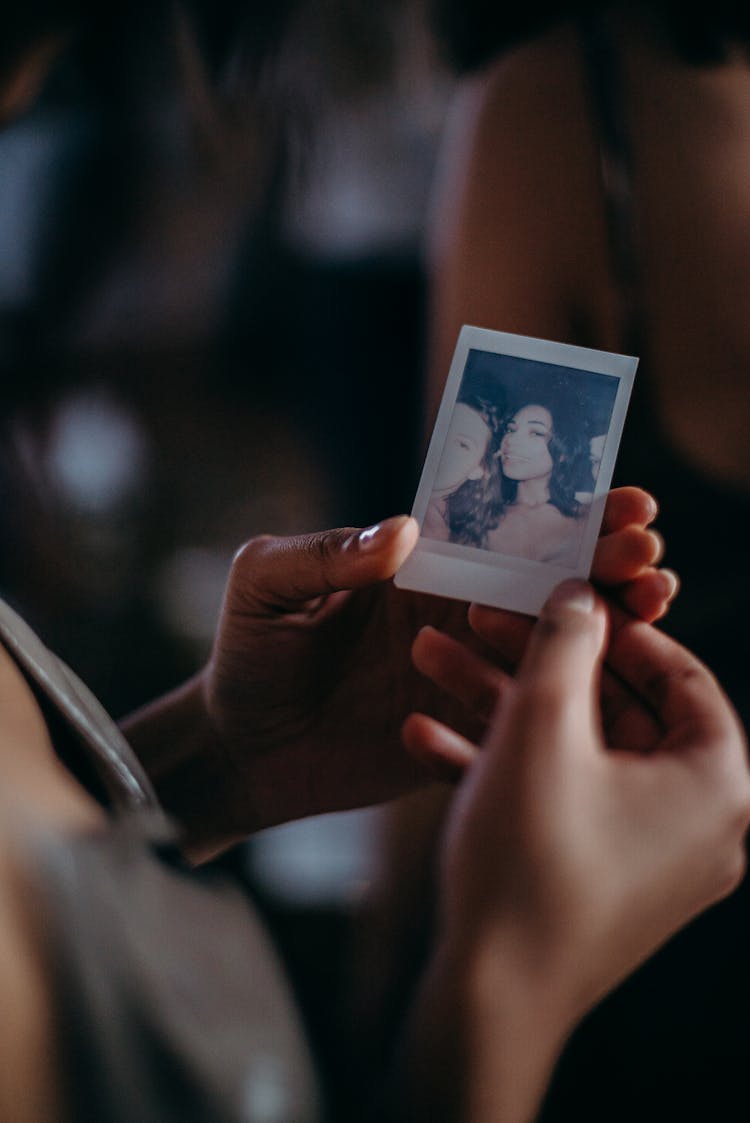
[0,596,164,817]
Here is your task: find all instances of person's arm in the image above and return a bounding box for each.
[122,492,672,862]
[122,515,424,862]
[392,934,574,1123]
[395,581,750,1121]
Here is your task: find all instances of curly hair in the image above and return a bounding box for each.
[499,398,589,518]
[444,393,505,548]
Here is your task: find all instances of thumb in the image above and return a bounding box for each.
[233,515,419,609]
[504,580,608,748]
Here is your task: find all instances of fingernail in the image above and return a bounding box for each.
[647,529,665,564]
[544,579,596,616]
[357,514,410,551]
[645,493,659,522]
[660,568,680,601]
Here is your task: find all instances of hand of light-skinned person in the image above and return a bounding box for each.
[397,582,750,1123]
[122,487,671,862]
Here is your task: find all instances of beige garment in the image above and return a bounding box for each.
[0,595,321,1123]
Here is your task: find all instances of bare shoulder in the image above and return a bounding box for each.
[0,643,106,832]
[428,22,615,357]
[0,644,56,764]
[427,21,620,409]
[478,23,589,125]
[465,24,598,179]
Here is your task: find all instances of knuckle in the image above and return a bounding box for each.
[536,611,597,646]
[706,766,750,899]
[713,846,748,901]
[305,531,344,594]
[730,771,750,829]
[644,661,705,711]
[231,533,276,570]
[226,534,280,611]
[711,742,750,827]
[534,615,567,643]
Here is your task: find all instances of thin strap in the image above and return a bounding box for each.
[0,596,164,816]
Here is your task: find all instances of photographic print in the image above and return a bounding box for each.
[395,326,637,614]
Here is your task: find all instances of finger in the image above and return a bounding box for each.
[469,598,661,749]
[500,580,607,752]
[604,603,742,746]
[603,671,663,751]
[615,568,680,624]
[468,603,532,663]
[591,525,664,586]
[468,569,677,653]
[601,487,658,533]
[402,712,478,781]
[234,516,419,610]
[412,626,512,723]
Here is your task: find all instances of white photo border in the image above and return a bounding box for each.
[395,325,638,615]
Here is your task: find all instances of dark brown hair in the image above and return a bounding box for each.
[429,1,750,72]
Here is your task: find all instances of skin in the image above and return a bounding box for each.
[426,10,750,492]
[487,404,581,563]
[398,581,750,1122]
[0,642,104,1123]
[424,402,493,542]
[499,404,554,495]
[433,402,492,494]
[122,489,670,862]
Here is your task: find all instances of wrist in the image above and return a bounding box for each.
[397,928,577,1123]
[121,671,249,862]
[439,922,580,1045]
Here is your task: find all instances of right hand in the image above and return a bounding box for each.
[405,581,750,1024]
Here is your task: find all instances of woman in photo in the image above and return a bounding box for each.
[487,396,589,565]
[422,394,504,547]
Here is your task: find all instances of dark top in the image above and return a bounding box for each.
[536,18,750,1123]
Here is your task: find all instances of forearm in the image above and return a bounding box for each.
[392,934,574,1123]
[120,672,246,864]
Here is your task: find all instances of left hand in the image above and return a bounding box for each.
[201,515,448,834]
[408,580,750,1053]
[200,487,670,836]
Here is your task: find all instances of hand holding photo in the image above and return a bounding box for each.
[395,326,637,614]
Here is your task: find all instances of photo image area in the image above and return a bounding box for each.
[422,348,620,569]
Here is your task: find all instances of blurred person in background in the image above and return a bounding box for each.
[367,4,750,1121]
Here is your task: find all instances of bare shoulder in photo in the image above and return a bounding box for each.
[396,325,637,614]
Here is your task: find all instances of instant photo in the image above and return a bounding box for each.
[395,326,637,614]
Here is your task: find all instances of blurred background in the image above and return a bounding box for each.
[0,3,451,1105]
[0,0,450,713]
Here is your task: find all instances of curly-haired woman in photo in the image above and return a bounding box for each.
[486,395,589,565]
